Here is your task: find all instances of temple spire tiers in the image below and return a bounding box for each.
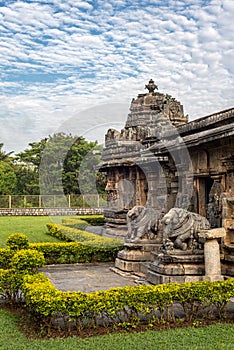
[101,80,188,237]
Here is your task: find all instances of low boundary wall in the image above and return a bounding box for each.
[0,208,104,216]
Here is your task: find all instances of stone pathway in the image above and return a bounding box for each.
[41,262,138,293]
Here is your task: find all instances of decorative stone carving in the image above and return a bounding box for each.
[125,205,162,243]
[161,208,210,251]
[145,79,158,93]
[207,180,224,228]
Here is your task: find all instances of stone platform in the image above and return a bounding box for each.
[40,262,142,293]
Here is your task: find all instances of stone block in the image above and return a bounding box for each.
[117,249,153,261]
[115,258,141,272]
[148,260,205,276]
[199,227,226,240]
[146,271,203,285]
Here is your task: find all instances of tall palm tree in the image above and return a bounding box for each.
[0,143,13,161]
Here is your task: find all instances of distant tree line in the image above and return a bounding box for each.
[0,133,106,196]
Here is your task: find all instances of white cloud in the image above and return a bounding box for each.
[0,0,233,152]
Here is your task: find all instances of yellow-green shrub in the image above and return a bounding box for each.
[21,275,234,336]
[6,233,29,251]
[0,248,14,269]
[46,223,122,247]
[0,248,45,303]
[11,249,45,274]
[77,215,105,226]
[30,241,121,264]
[62,217,89,230]
[0,268,25,303]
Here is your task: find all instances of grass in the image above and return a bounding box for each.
[0,216,75,247]
[0,308,234,350]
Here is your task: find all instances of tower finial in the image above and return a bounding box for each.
[145,79,158,93]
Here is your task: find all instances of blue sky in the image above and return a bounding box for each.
[0,0,233,152]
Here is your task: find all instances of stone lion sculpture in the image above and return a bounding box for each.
[126,206,162,243]
[161,208,210,251]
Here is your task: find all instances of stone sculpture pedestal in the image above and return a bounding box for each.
[199,228,226,281]
[115,241,161,275]
[146,250,205,284]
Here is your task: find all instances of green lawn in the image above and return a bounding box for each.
[0,216,71,247]
[0,308,234,350]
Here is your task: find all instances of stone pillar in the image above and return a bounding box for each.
[199,228,226,281]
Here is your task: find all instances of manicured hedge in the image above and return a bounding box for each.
[0,248,45,303]
[21,273,234,336]
[0,248,14,269]
[62,218,89,231]
[78,215,105,226]
[30,242,121,265]
[0,242,122,267]
[62,215,105,228]
[1,232,234,338]
[46,223,122,248]
[0,229,122,268]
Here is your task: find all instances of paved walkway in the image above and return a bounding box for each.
[41,262,138,293]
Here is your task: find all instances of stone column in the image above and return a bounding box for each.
[199,228,226,281]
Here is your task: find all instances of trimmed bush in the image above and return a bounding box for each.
[78,215,105,226]
[0,248,45,303]
[30,242,121,265]
[62,218,89,231]
[10,249,45,274]
[0,268,24,303]
[6,233,29,251]
[46,223,122,248]
[0,232,122,268]
[0,248,14,269]
[21,275,234,336]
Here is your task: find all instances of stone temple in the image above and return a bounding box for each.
[100,80,234,284]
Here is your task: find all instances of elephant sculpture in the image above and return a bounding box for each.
[161,207,210,251]
[126,206,162,243]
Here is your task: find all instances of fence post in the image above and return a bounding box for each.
[68,194,71,208]
[9,195,11,209]
[24,195,27,208]
[39,195,42,208]
[82,195,85,208]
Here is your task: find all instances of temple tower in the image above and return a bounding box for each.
[100,80,188,236]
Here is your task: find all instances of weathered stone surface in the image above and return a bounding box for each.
[147,271,203,285]
[117,248,153,262]
[199,227,226,240]
[203,238,223,281]
[115,258,142,273]
[161,208,210,251]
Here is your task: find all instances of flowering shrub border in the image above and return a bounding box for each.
[46,223,122,246]
[21,273,234,336]
[62,215,105,228]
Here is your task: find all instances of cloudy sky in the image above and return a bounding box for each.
[0,0,233,153]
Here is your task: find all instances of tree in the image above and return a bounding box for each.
[16,133,105,196]
[0,143,13,162]
[13,165,39,195]
[0,143,16,195]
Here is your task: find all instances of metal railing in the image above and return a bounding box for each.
[0,194,106,209]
